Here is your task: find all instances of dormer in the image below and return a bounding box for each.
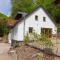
[15,12,27,20]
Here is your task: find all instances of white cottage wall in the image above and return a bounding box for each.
[8,7,57,43]
[11,24,19,40]
[8,32,12,43]
[24,8,57,35]
[17,22,24,41]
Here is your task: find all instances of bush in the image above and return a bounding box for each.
[0,27,4,37]
[24,34,30,44]
[57,27,60,32]
[32,32,53,47]
[24,32,53,47]
[40,34,53,47]
[0,22,9,37]
[13,40,19,48]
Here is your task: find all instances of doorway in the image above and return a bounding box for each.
[41,28,52,38]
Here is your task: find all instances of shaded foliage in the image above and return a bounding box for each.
[24,32,53,47]
[32,32,53,47]
[24,33,30,44]
[12,0,60,21]
[12,0,37,16]
[0,13,7,20]
[12,40,19,48]
[0,13,9,37]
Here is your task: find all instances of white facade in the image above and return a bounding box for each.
[8,7,57,43]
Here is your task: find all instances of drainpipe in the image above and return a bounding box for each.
[23,16,25,40]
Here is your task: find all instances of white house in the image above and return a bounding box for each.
[8,6,57,43]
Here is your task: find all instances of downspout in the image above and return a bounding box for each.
[23,16,25,40]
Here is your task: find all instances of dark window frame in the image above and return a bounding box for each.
[15,14,22,20]
[43,17,46,22]
[35,15,38,21]
[29,27,33,33]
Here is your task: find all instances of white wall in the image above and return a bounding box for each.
[17,22,24,41]
[11,22,24,41]
[8,7,57,42]
[8,32,12,43]
[25,8,57,35]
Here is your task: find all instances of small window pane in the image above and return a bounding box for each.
[35,15,38,20]
[29,27,33,33]
[43,17,46,22]
[15,14,22,20]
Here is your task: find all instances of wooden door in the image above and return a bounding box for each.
[41,28,52,38]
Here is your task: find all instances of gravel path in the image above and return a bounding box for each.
[0,43,12,60]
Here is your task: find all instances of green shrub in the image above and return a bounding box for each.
[40,34,53,47]
[57,27,60,32]
[24,32,53,47]
[13,40,19,48]
[32,32,53,47]
[32,32,40,41]
[0,22,9,37]
[24,34,30,44]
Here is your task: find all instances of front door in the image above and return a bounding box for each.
[41,28,52,38]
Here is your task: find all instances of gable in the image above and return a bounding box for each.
[20,7,56,27]
[13,6,57,29]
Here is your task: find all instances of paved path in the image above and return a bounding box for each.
[0,43,12,60]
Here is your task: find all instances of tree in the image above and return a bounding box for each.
[36,0,58,16]
[0,13,9,37]
[12,0,56,16]
[12,0,38,16]
[12,0,60,25]
[0,13,7,20]
[0,19,9,37]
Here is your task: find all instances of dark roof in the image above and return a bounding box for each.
[15,11,27,20]
[11,6,57,30]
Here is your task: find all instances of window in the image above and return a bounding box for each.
[29,27,33,33]
[43,17,46,22]
[15,14,22,20]
[35,15,38,21]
